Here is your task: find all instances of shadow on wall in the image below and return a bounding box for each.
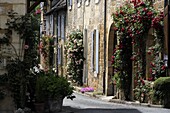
[62,106,142,113]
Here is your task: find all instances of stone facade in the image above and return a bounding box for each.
[43,0,166,96]
[66,0,165,96]
[0,0,26,73]
[0,0,26,112]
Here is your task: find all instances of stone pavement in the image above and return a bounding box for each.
[73,86,163,109]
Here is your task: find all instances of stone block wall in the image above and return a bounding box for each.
[0,0,26,71]
[0,0,26,112]
[66,0,165,94]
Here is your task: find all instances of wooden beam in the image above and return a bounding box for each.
[27,0,46,13]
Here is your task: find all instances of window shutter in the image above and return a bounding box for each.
[70,0,72,6]
[95,29,99,74]
[58,47,61,65]
[91,32,94,71]
[50,15,54,35]
[57,15,61,37]
[46,16,50,35]
[61,14,65,39]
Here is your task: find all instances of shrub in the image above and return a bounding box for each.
[45,76,74,99]
[153,77,170,108]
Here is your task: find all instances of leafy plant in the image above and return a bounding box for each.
[65,30,85,86]
[35,75,46,103]
[0,10,40,108]
[153,77,170,107]
[112,0,164,101]
[45,75,74,99]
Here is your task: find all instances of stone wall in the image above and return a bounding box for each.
[0,0,26,112]
[66,0,165,94]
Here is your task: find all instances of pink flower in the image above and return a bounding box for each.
[161,65,166,70]
[24,45,29,49]
[112,56,115,59]
[150,62,156,67]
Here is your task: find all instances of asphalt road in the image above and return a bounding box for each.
[63,92,170,113]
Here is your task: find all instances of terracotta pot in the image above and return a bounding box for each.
[34,103,45,113]
[48,97,63,113]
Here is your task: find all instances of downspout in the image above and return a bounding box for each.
[103,0,107,94]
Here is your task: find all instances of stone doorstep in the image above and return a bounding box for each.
[73,86,163,108]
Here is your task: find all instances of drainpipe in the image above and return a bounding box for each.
[103,0,107,94]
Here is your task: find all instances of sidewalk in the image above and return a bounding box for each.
[73,86,163,108]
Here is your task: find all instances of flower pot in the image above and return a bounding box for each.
[48,97,63,113]
[34,103,45,113]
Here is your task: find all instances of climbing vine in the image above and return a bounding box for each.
[65,30,85,86]
[112,0,165,101]
[0,11,40,108]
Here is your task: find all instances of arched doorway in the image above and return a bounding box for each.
[106,23,117,96]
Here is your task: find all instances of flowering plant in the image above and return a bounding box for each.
[65,30,85,85]
[112,0,164,101]
[80,87,94,93]
[40,35,54,70]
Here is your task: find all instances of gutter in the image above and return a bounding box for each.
[103,0,107,94]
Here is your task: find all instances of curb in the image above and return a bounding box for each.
[73,86,163,108]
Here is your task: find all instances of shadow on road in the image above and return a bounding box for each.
[62,106,142,113]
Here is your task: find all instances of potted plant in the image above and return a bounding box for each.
[34,75,46,113]
[45,75,74,112]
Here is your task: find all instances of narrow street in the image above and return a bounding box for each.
[63,92,170,113]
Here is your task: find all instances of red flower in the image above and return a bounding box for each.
[115,12,119,16]
[147,51,152,55]
[141,79,145,85]
[130,56,136,61]
[113,48,117,53]
[149,68,152,74]
[24,45,29,49]
[120,10,124,15]
[148,77,153,81]
[121,28,125,32]
[111,60,115,64]
[118,44,123,49]
[113,27,118,31]
[131,41,135,45]
[150,62,156,67]
[112,56,115,59]
[161,65,166,70]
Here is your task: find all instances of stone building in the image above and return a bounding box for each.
[66,0,167,96]
[0,0,43,112]
[42,0,167,97]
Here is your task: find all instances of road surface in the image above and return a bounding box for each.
[63,92,170,113]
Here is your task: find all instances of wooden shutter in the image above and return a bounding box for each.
[58,47,61,65]
[91,32,94,71]
[95,29,99,74]
[61,14,65,39]
[58,15,61,38]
